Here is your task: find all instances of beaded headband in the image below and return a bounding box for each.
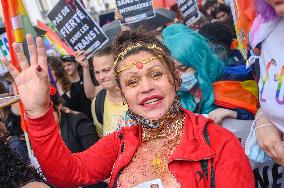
[116,55,163,74]
[114,43,166,74]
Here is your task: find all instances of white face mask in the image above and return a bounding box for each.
[179,72,198,92]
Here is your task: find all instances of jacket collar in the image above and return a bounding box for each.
[110,110,215,187]
[121,108,215,162]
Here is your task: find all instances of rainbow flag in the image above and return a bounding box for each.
[229,0,256,59]
[37,20,74,55]
[213,80,258,115]
[1,0,37,131]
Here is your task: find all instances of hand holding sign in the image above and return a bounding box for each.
[74,51,88,68]
[1,34,50,118]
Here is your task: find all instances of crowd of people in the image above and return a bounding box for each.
[0,0,283,187]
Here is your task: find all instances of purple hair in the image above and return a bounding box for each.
[255,0,278,21]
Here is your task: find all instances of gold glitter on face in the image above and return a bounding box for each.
[116,55,163,74]
[118,51,177,121]
[123,66,164,88]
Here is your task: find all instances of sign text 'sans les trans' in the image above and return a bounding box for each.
[47,0,108,59]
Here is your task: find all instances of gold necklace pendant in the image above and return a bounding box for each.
[152,153,168,177]
[150,117,184,178]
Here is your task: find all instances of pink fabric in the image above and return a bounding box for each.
[153,0,176,8]
[249,15,263,48]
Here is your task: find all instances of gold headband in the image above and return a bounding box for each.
[116,55,163,74]
[113,43,165,68]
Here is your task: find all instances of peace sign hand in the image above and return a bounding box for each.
[1,34,50,118]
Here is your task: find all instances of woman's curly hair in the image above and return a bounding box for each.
[113,29,180,89]
[0,131,42,188]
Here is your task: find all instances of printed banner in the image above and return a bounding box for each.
[177,0,200,26]
[229,0,256,59]
[116,0,155,24]
[47,0,108,59]
[222,119,284,188]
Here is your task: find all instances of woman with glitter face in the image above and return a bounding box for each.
[1,30,254,187]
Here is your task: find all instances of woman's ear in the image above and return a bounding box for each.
[175,70,181,90]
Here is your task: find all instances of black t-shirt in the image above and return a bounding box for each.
[62,78,92,120]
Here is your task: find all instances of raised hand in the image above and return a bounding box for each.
[1,34,50,118]
[74,50,88,68]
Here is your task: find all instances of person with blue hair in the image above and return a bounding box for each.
[162,23,255,123]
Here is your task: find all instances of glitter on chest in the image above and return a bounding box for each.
[117,136,182,188]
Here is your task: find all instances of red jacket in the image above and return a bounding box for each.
[28,106,254,188]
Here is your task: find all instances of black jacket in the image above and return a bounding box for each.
[60,111,98,153]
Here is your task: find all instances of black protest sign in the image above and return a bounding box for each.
[116,0,155,24]
[47,0,108,59]
[177,0,200,26]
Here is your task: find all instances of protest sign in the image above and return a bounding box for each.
[116,0,155,24]
[47,0,108,59]
[0,33,10,75]
[222,119,284,188]
[177,0,200,26]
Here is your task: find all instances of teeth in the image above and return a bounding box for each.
[145,98,159,104]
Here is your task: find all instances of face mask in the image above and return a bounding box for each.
[179,72,198,92]
[247,143,271,163]
[245,125,272,163]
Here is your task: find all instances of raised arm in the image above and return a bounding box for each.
[28,107,118,187]
[74,51,102,99]
[2,35,118,187]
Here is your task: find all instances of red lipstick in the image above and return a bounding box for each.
[139,95,164,109]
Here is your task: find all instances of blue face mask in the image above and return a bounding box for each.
[245,126,272,163]
[247,144,272,163]
[179,72,198,92]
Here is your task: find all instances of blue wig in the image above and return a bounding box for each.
[162,24,224,114]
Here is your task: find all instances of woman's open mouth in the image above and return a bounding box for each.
[139,95,164,109]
